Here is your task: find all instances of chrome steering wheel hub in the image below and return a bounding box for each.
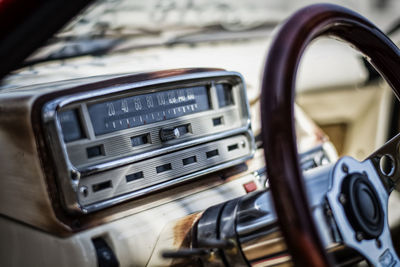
[326,157,399,266]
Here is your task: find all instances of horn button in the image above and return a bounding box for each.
[341,173,384,239]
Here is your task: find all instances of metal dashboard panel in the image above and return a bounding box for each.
[42,70,255,213]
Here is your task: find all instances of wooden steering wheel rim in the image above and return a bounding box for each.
[260,3,400,266]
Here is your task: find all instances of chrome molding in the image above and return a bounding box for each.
[42,71,255,213]
[84,133,254,213]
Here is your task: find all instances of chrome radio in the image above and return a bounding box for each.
[43,70,255,213]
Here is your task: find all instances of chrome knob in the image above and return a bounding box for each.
[160,127,181,141]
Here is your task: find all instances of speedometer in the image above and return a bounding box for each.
[87,86,211,136]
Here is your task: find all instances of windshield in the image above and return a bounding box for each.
[62,0,397,35]
[2,0,399,90]
[17,0,398,68]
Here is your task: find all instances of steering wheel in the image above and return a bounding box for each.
[261,3,400,266]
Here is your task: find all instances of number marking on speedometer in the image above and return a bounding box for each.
[88,86,210,135]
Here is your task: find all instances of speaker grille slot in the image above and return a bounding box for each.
[206,149,219,158]
[126,171,144,182]
[156,163,172,173]
[182,156,197,166]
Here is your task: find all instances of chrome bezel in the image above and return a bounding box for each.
[42,71,255,213]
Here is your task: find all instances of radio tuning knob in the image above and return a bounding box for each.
[160,127,181,141]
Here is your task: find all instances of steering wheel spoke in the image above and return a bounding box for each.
[366,133,400,192]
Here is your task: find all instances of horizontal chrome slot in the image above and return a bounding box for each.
[182,156,197,166]
[228,143,239,151]
[78,134,253,209]
[206,149,219,159]
[92,180,112,193]
[126,171,144,182]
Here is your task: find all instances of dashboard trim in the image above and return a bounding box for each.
[84,131,254,213]
[42,71,255,213]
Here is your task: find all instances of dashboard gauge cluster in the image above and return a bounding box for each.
[43,70,255,213]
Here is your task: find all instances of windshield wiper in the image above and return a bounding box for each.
[164,24,275,46]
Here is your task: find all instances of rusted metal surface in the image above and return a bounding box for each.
[170,212,203,267]
[146,212,203,267]
[172,212,201,248]
[261,3,400,267]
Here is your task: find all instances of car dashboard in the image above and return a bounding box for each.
[0,64,337,266]
[2,0,400,266]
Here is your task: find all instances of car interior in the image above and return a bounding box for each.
[0,0,400,266]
